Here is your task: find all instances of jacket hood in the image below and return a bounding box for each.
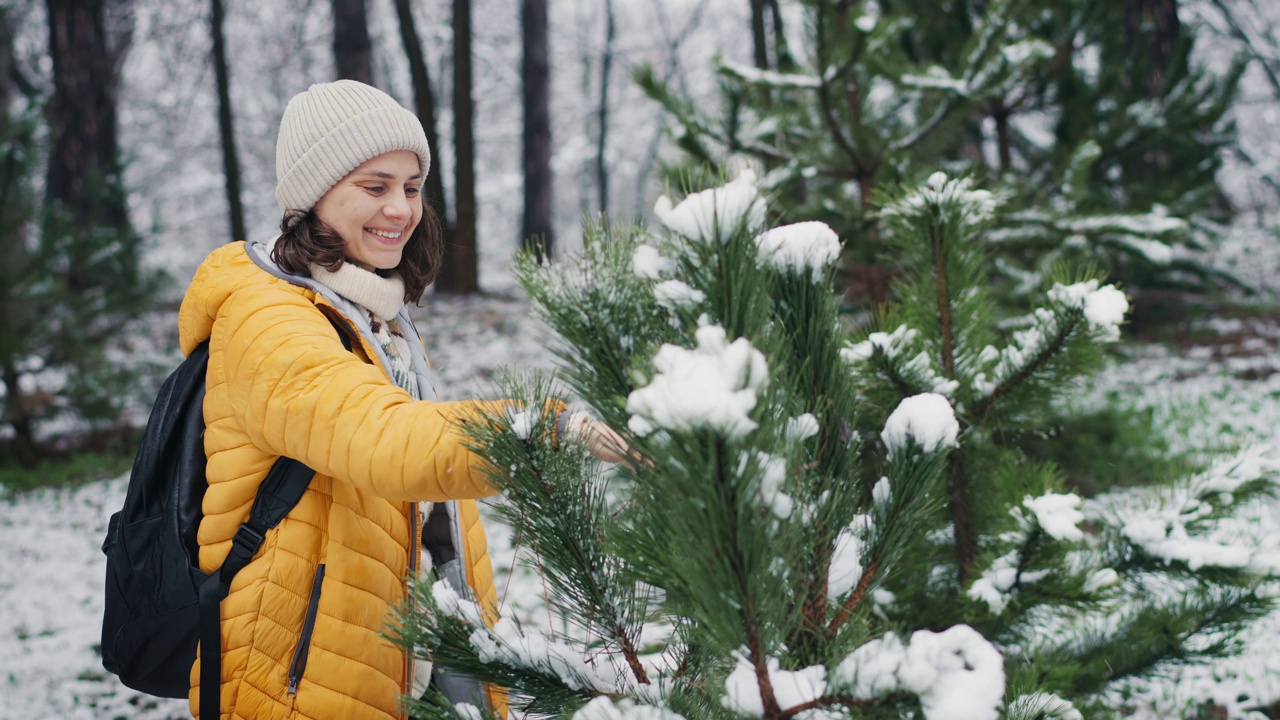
[178,242,272,356]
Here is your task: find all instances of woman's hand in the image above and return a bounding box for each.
[561,411,646,468]
[582,421,633,465]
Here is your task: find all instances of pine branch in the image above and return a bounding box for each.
[746,624,783,718]
[828,559,879,632]
[929,213,956,379]
[777,694,876,718]
[465,394,652,687]
[948,453,976,583]
[973,310,1082,421]
[618,632,651,685]
[1009,527,1044,594]
[1096,593,1263,689]
[869,347,926,398]
[890,96,965,152]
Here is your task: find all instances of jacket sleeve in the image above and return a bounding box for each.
[216,282,507,502]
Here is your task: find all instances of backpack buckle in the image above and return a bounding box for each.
[230,524,266,560]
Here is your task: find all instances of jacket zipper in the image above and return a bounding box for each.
[287,563,326,695]
[404,502,419,703]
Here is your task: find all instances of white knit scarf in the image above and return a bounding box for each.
[309,262,418,399]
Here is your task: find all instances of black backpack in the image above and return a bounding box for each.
[100,339,324,718]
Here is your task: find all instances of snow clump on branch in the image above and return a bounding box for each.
[633,245,676,279]
[654,170,767,244]
[967,550,1050,615]
[722,653,826,718]
[505,407,537,440]
[881,172,1003,226]
[828,519,869,600]
[831,625,1005,720]
[746,451,793,521]
[627,324,769,438]
[1047,279,1129,342]
[841,325,959,397]
[968,492,1086,614]
[653,280,706,310]
[881,393,959,456]
[754,221,841,281]
[785,413,820,442]
[1022,492,1085,542]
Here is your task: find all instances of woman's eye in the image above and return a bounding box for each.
[364,185,385,194]
[405,186,420,196]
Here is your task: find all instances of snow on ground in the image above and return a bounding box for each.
[5,249,1280,718]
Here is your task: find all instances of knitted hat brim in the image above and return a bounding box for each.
[276,104,431,213]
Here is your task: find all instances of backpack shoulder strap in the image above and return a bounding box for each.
[199,321,353,718]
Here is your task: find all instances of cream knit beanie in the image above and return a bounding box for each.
[275,80,431,214]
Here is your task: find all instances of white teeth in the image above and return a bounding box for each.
[367,228,402,239]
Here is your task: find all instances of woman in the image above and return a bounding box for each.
[180,80,619,719]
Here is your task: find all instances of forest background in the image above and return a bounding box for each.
[1,0,1279,458]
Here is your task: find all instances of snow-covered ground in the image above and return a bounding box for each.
[4,211,1280,718]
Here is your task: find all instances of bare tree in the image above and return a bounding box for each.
[1124,0,1181,181]
[1208,0,1280,97]
[45,0,131,285]
[332,0,372,84]
[1125,0,1181,98]
[0,7,10,111]
[750,0,789,72]
[0,5,35,463]
[632,0,713,221]
[765,0,789,69]
[211,0,244,242]
[436,0,479,293]
[521,0,552,261]
[393,0,449,227]
[750,0,768,70]
[595,0,615,216]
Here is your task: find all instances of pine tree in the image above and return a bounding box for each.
[392,172,1277,719]
[636,0,1246,300]
[0,95,161,463]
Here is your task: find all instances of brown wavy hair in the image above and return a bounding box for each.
[272,201,444,303]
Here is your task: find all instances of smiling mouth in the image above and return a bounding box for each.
[366,228,403,240]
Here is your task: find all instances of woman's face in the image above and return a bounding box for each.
[314,150,423,271]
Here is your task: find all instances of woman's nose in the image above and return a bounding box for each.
[383,191,411,219]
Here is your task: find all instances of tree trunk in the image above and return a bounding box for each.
[0,8,34,464]
[1124,0,1180,181]
[1124,0,1181,98]
[993,103,1011,172]
[521,0,552,261]
[0,7,10,113]
[765,0,790,70]
[45,0,130,285]
[595,0,615,216]
[211,0,245,243]
[436,0,478,293]
[393,0,449,226]
[331,0,372,84]
[750,0,768,70]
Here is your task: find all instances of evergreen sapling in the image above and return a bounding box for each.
[392,171,1277,720]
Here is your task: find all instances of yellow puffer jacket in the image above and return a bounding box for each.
[179,241,508,719]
